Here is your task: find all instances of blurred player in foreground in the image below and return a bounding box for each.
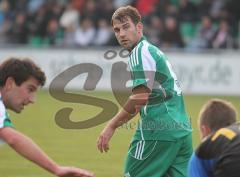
[97,5,192,177]
[188,99,239,177]
[0,58,93,177]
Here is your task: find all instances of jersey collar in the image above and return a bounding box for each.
[130,36,146,55]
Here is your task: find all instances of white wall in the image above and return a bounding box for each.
[0,48,239,95]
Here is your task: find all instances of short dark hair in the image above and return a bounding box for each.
[199,99,237,131]
[111,5,141,26]
[0,57,46,87]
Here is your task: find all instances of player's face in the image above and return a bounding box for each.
[112,17,143,51]
[4,77,39,113]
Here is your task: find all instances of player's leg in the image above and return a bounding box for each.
[123,139,183,177]
[163,134,193,177]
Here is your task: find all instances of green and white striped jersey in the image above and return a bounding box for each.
[0,94,12,129]
[128,36,192,141]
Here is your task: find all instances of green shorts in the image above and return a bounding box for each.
[124,134,192,177]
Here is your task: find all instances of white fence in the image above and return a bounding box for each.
[0,48,239,95]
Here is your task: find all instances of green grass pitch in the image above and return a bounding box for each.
[0,91,239,177]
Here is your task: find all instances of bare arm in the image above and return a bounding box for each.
[108,85,150,128]
[0,127,93,177]
[97,85,150,153]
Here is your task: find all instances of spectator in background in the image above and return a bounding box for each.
[26,1,64,46]
[164,3,178,17]
[0,0,9,26]
[210,0,227,20]
[135,0,158,17]
[46,18,61,45]
[145,15,163,46]
[189,16,215,49]
[60,2,79,47]
[154,0,172,18]
[81,0,98,23]
[9,0,28,12]
[27,3,49,43]
[7,12,28,44]
[71,0,85,12]
[179,0,198,22]
[74,17,96,46]
[94,19,112,46]
[197,0,213,19]
[161,16,185,48]
[27,0,46,14]
[0,0,238,49]
[0,0,11,43]
[51,1,64,20]
[212,19,232,49]
[113,0,134,9]
[96,0,115,22]
[224,0,240,48]
[60,0,80,31]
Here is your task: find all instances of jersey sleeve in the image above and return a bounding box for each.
[128,42,156,91]
[0,101,13,129]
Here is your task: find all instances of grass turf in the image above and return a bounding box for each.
[0,91,239,177]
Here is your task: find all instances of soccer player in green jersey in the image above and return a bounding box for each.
[0,58,93,177]
[97,6,192,177]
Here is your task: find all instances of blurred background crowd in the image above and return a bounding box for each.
[0,0,239,50]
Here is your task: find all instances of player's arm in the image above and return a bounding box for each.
[107,85,150,128]
[97,85,150,153]
[0,127,93,177]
